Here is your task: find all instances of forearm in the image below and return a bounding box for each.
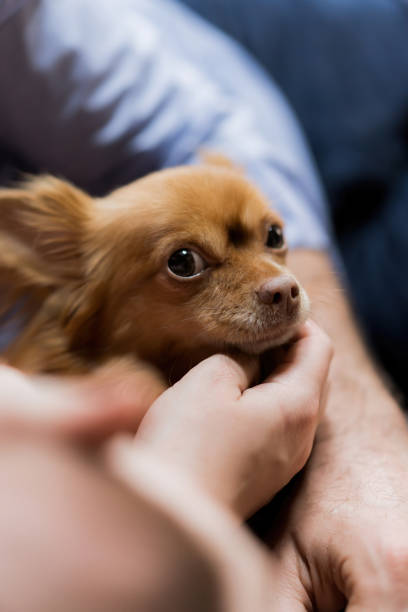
[288,249,407,441]
[265,248,408,612]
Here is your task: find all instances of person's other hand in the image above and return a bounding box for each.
[265,391,408,611]
[135,320,332,518]
[0,359,165,440]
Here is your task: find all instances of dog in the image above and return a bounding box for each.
[0,155,309,383]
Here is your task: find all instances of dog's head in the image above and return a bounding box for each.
[0,157,309,377]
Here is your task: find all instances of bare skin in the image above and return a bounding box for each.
[0,321,332,612]
[271,250,408,610]
[0,436,222,612]
[136,321,332,518]
[4,247,407,612]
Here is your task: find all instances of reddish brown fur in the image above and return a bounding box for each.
[0,159,308,381]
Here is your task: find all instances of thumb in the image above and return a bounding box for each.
[173,352,259,397]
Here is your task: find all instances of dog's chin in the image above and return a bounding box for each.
[229,329,296,355]
[226,320,305,355]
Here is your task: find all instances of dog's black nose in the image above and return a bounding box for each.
[256,276,300,314]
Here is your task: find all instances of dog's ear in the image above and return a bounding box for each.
[0,175,92,284]
[0,176,93,321]
[199,150,243,172]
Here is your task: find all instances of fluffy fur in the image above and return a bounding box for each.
[0,157,309,381]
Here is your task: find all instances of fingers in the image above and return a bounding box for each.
[172,352,259,397]
[244,321,332,412]
[0,361,166,441]
[266,320,333,390]
[239,321,332,482]
[76,358,167,436]
[248,321,333,412]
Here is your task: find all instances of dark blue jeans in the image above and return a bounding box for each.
[178,0,408,397]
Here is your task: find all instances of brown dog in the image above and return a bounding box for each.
[0,157,309,382]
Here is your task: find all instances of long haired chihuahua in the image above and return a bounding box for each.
[0,156,309,382]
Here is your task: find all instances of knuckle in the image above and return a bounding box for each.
[280,424,313,475]
[293,443,314,474]
[282,397,319,440]
[311,323,334,362]
[319,329,334,364]
[302,375,324,412]
[304,394,320,423]
[280,399,320,467]
[288,390,320,429]
[383,543,408,582]
[201,353,241,382]
[324,339,334,367]
[321,329,334,358]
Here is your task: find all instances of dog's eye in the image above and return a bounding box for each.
[266,224,284,249]
[167,249,207,278]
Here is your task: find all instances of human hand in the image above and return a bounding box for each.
[135,320,332,518]
[0,357,322,612]
[0,356,328,612]
[264,388,408,611]
[0,359,165,440]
